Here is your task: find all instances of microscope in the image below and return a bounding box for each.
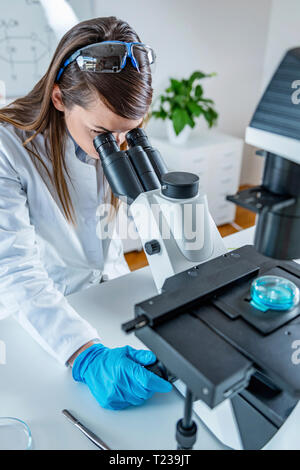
[94,47,300,450]
[94,128,226,293]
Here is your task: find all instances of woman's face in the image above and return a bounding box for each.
[52,85,143,159]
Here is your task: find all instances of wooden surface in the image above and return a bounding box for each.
[125,186,255,272]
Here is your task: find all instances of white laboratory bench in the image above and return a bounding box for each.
[0,228,256,450]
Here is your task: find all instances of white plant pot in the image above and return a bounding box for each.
[166,120,191,145]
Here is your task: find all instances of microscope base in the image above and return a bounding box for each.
[176,380,299,450]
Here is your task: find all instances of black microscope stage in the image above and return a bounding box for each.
[123,245,300,410]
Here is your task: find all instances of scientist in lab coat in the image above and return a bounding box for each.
[0,16,171,410]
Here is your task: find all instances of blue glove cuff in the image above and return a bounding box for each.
[72,343,107,383]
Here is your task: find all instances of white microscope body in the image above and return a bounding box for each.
[130,188,226,293]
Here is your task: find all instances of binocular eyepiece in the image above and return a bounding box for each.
[93,127,199,204]
[93,128,152,161]
[93,128,168,204]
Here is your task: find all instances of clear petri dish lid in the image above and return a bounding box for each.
[250,275,300,312]
[0,417,32,450]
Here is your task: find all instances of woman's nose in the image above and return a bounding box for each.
[114,133,126,146]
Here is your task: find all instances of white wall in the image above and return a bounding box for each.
[262,0,300,90]
[93,0,272,185]
[244,0,300,184]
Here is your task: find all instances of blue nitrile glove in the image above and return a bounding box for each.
[72,343,172,410]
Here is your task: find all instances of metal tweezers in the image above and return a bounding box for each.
[62,409,111,450]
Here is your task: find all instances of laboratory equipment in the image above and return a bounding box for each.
[0,417,32,450]
[62,409,110,450]
[94,49,300,450]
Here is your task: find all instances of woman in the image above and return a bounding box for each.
[0,16,171,410]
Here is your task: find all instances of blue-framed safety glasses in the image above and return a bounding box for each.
[56,40,156,81]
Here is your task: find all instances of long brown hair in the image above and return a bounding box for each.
[0,17,153,224]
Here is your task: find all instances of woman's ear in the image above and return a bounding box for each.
[51,84,65,112]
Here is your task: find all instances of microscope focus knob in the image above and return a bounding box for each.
[161,171,199,199]
[145,239,161,255]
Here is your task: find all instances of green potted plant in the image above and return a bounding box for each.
[151,70,218,144]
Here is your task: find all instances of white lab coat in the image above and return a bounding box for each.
[0,122,130,365]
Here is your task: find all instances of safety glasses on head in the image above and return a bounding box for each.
[56,41,156,81]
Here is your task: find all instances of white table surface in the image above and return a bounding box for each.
[0,228,255,450]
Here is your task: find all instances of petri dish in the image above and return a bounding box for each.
[0,417,32,450]
[250,275,300,312]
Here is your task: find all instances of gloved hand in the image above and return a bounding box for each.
[72,343,172,410]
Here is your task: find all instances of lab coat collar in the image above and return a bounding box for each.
[66,128,97,168]
[64,133,99,179]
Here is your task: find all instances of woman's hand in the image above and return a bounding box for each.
[71,343,172,410]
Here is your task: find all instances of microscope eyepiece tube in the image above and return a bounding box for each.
[93,132,144,204]
[93,132,120,160]
[126,146,161,192]
[126,128,150,148]
[126,128,168,182]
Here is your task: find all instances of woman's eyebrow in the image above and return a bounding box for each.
[93,125,117,132]
[92,122,143,133]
